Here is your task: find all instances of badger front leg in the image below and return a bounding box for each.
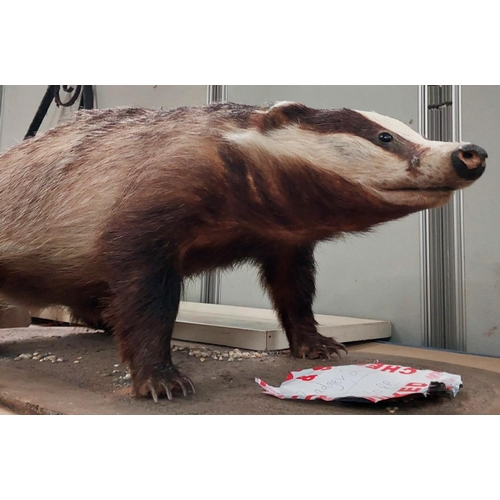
[259,245,347,359]
[103,248,194,402]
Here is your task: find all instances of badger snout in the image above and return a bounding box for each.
[451,144,487,181]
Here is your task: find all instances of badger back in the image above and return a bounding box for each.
[0,107,220,268]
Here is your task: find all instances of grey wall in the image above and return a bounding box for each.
[94,85,206,109]
[462,86,500,356]
[0,85,78,151]
[220,86,423,346]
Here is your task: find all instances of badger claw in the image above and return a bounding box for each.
[173,378,191,398]
[134,372,195,402]
[148,382,159,404]
[184,377,196,395]
[161,382,174,401]
[292,333,348,360]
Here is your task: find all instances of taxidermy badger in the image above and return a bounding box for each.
[0,101,487,401]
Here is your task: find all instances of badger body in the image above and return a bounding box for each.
[0,102,487,401]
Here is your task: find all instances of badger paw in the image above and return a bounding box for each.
[132,368,195,403]
[292,333,348,360]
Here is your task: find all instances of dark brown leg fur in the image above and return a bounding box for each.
[259,245,347,359]
[71,300,110,332]
[102,242,194,402]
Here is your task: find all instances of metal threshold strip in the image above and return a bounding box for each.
[173,302,391,351]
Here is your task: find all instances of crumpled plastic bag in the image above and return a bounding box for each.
[255,363,462,403]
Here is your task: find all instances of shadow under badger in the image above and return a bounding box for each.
[0,102,487,402]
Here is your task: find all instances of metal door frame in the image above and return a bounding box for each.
[419,85,466,351]
[199,85,227,304]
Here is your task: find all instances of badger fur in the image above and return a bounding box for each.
[0,101,487,401]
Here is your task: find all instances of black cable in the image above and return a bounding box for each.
[79,85,94,109]
[24,85,94,141]
[54,85,82,107]
[24,85,56,140]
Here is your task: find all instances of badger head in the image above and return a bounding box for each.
[225,102,487,212]
[350,108,487,209]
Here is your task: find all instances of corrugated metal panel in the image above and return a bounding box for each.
[421,85,465,351]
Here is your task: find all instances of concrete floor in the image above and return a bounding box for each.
[1,326,500,415]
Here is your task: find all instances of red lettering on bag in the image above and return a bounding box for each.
[398,387,423,393]
[397,383,428,394]
[399,367,417,375]
[381,365,401,373]
[364,363,419,375]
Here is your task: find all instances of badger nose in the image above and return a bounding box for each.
[451,144,487,181]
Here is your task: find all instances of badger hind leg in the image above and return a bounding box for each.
[70,296,111,332]
[259,245,348,360]
[103,246,194,402]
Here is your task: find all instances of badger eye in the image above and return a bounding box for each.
[379,132,393,143]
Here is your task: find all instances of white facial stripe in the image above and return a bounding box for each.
[224,125,407,188]
[224,109,474,209]
[356,110,428,145]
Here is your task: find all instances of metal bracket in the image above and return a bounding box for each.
[199,85,228,304]
[420,85,466,351]
[24,85,94,140]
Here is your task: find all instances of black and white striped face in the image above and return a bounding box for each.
[353,109,486,207]
[224,102,487,210]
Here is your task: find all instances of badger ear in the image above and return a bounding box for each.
[264,101,314,128]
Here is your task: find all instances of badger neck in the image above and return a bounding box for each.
[219,141,416,245]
